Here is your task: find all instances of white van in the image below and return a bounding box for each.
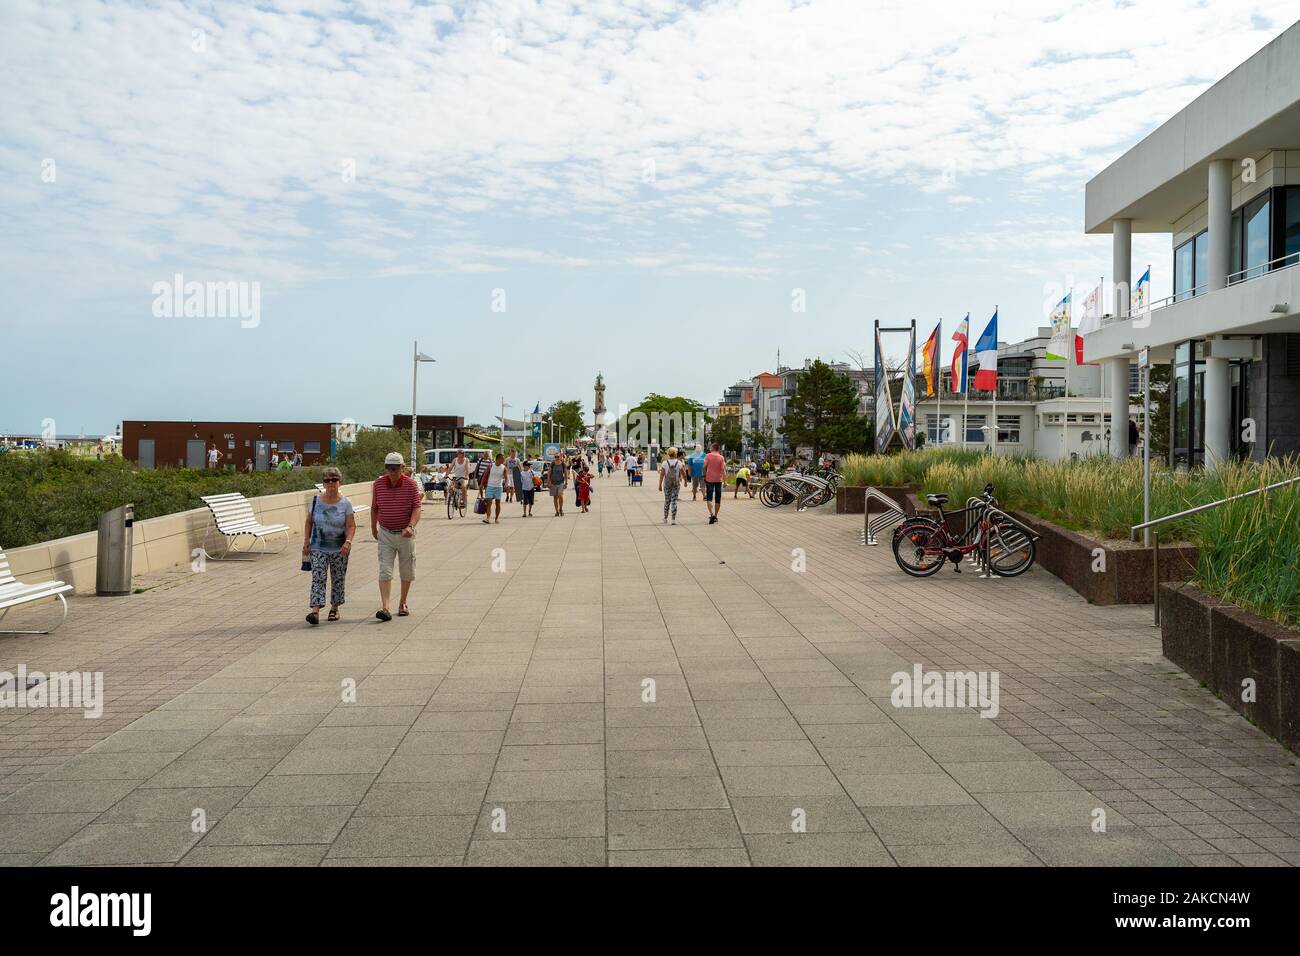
[424,447,491,469]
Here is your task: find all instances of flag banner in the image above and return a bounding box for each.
[1045,292,1071,360]
[1131,267,1151,312]
[1076,283,1101,364]
[974,310,998,392]
[900,325,917,450]
[951,313,969,395]
[921,322,940,398]
[874,325,895,454]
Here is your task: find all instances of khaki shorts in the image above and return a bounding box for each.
[377,527,416,582]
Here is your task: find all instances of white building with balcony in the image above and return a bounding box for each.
[1083,21,1300,467]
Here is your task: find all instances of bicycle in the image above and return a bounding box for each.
[891,485,1037,578]
[445,476,468,519]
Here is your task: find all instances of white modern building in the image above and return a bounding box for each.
[918,328,1137,460]
[1083,20,1300,467]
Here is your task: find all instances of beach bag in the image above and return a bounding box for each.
[474,496,487,515]
[533,473,542,489]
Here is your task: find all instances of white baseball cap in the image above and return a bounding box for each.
[384,452,404,466]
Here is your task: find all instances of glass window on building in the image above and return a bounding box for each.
[1171,340,1204,468]
[1175,229,1210,300]
[1194,230,1209,292]
[926,414,957,443]
[304,441,321,454]
[1283,186,1300,265]
[1174,239,1194,301]
[279,441,295,452]
[964,414,986,444]
[1244,193,1270,279]
[996,415,1020,443]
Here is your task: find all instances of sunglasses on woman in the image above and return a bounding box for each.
[322,477,340,483]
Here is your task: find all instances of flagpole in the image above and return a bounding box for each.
[991,306,997,454]
[936,319,942,446]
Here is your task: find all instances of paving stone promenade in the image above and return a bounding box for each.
[1,475,1297,866]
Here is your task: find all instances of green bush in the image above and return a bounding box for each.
[0,449,343,549]
[334,428,425,482]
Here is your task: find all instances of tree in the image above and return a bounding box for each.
[708,418,743,455]
[745,423,774,457]
[778,359,866,462]
[334,427,425,479]
[1146,362,1171,461]
[614,394,709,448]
[545,400,585,444]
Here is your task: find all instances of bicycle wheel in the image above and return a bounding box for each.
[447,489,456,519]
[759,482,784,507]
[457,489,467,517]
[892,522,947,577]
[986,521,1036,576]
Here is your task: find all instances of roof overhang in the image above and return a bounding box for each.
[1085,20,1300,234]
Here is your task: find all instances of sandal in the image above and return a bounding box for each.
[376,608,392,622]
[305,610,320,626]
[397,604,410,617]
[327,607,340,622]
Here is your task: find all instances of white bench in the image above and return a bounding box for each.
[0,546,73,635]
[199,493,291,559]
[313,485,370,515]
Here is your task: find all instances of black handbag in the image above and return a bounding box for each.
[302,496,316,570]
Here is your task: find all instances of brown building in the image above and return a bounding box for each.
[122,421,334,470]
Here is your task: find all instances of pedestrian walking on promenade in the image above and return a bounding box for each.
[659,446,685,524]
[576,462,592,513]
[372,451,423,621]
[703,442,726,524]
[483,452,507,524]
[207,444,223,469]
[303,466,355,626]
[504,449,520,503]
[548,453,569,516]
[517,457,536,516]
[688,445,705,500]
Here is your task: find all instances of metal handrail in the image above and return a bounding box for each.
[1130,473,1300,626]
[1129,474,1300,537]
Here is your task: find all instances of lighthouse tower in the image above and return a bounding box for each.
[594,372,607,444]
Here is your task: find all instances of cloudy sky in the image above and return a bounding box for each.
[2,0,1294,436]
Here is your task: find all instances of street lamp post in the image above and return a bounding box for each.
[500,397,512,455]
[411,341,435,469]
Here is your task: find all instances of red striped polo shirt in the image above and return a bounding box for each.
[372,473,422,531]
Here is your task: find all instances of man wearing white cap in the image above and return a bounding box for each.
[371,452,423,621]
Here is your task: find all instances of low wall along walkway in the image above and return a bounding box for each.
[5,481,376,594]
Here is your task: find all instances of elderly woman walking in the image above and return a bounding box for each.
[302,467,356,626]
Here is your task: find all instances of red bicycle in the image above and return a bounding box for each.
[891,489,1037,578]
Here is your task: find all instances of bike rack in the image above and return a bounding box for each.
[976,506,1041,580]
[860,487,906,546]
[795,474,834,512]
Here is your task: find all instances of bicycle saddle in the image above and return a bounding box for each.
[926,493,949,505]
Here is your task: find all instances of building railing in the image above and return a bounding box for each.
[1101,251,1300,328]
[1128,473,1300,625]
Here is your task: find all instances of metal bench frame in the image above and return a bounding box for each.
[0,546,73,635]
[199,493,291,560]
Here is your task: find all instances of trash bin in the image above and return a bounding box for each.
[96,503,134,596]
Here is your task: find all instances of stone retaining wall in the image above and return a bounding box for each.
[5,481,375,594]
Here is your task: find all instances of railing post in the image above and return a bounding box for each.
[1152,530,1160,628]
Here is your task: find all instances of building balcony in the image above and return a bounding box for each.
[1085,254,1300,362]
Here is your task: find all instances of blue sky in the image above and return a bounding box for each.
[1,0,1294,437]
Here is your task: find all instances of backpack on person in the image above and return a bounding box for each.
[662,458,683,490]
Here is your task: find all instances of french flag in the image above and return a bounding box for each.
[951,314,969,394]
[974,310,998,391]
